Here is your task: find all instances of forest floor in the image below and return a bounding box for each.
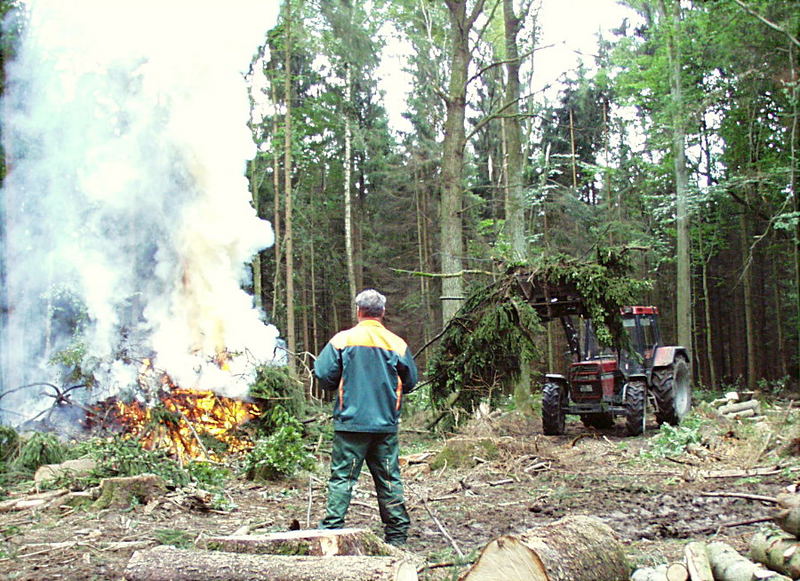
[1,398,799,580]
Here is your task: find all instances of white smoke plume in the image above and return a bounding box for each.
[1,0,281,424]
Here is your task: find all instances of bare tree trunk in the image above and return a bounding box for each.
[344,63,357,321]
[659,0,692,355]
[440,0,486,324]
[739,213,757,389]
[271,81,282,321]
[502,0,526,260]
[283,0,296,375]
[248,158,263,312]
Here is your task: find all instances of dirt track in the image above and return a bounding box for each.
[0,407,797,579]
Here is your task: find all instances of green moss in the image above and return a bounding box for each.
[429,438,500,471]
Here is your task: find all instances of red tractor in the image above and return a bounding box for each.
[516,279,692,435]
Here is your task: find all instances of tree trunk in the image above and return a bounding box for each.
[124,546,417,581]
[248,157,263,312]
[283,0,296,375]
[440,0,485,324]
[502,0,526,260]
[750,529,800,579]
[701,254,717,389]
[707,541,792,581]
[459,515,629,581]
[344,62,357,319]
[205,528,397,557]
[739,212,757,389]
[658,0,692,356]
[271,80,282,321]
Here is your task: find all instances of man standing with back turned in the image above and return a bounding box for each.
[314,289,418,547]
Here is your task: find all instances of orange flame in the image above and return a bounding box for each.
[103,359,261,461]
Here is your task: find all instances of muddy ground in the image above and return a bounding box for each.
[1,403,798,580]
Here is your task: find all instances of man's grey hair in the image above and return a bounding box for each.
[355,289,386,317]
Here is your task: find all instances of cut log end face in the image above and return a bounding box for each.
[458,537,547,581]
[460,515,629,581]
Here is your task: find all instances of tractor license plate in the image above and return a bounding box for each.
[579,386,594,393]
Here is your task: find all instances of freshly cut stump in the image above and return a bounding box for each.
[750,529,800,579]
[459,515,629,581]
[707,541,792,581]
[93,473,166,510]
[205,528,397,557]
[123,545,418,581]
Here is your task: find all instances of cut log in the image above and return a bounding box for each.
[93,473,167,510]
[665,562,689,581]
[0,488,69,512]
[684,541,714,581]
[123,545,418,581]
[34,458,97,483]
[707,541,792,581]
[458,515,629,581]
[204,528,399,557]
[631,565,668,581]
[718,400,760,416]
[750,529,800,578]
[727,409,757,419]
[774,494,800,536]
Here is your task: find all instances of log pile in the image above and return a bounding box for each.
[631,493,800,580]
[124,528,418,581]
[711,391,762,420]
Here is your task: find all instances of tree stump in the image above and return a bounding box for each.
[204,528,398,557]
[750,529,800,578]
[707,541,792,581]
[459,515,629,581]
[93,473,166,510]
[123,545,418,581]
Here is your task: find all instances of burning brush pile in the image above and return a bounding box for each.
[80,359,284,463]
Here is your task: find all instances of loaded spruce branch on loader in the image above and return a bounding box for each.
[425,249,692,435]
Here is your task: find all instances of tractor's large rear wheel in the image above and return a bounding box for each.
[542,382,566,435]
[625,380,646,436]
[652,356,692,426]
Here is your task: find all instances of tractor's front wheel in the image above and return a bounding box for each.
[652,356,692,426]
[625,380,646,436]
[542,382,566,435]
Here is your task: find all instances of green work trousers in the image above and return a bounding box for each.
[319,431,410,545]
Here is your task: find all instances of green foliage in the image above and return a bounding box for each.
[426,275,542,416]
[0,426,19,463]
[641,414,705,459]
[244,406,315,481]
[426,249,651,415]
[249,364,305,430]
[74,437,189,487]
[13,433,67,472]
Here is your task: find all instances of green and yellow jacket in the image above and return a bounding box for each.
[314,319,418,433]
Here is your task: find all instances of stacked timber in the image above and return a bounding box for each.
[123,528,418,581]
[629,493,800,580]
[710,391,762,420]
